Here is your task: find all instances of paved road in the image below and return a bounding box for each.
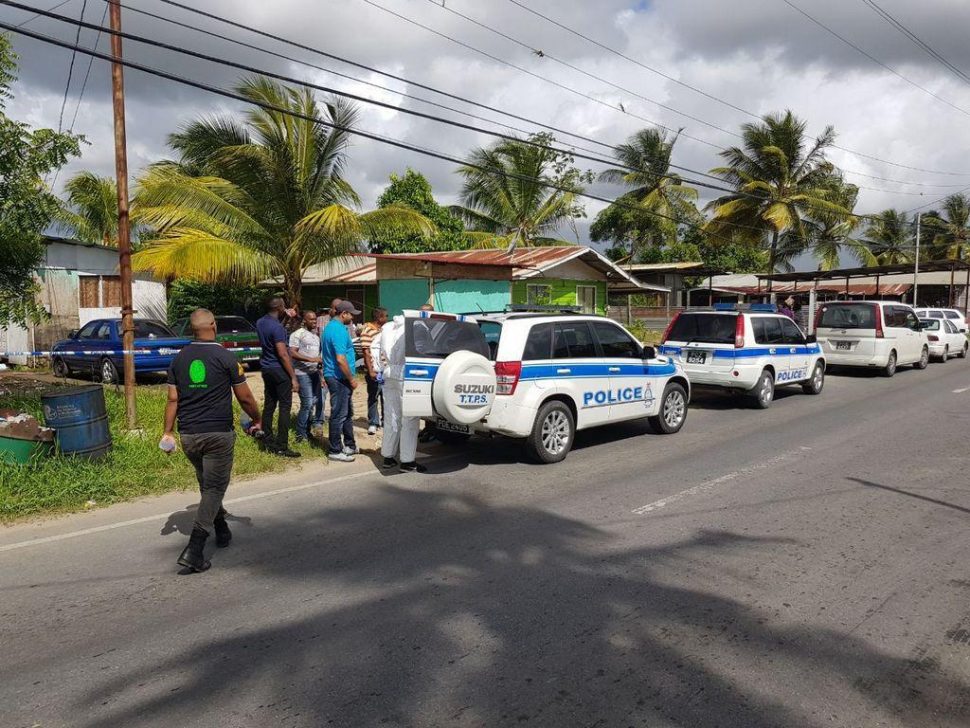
[3,361,970,727]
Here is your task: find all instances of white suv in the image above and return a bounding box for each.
[815,301,929,376]
[914,307,968,333]
[658,305,826,408]
[400,310,691,463]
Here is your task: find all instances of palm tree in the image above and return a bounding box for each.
[57,171,119,246]
[924,193,970,260]
[706,110,848,276]
[862,210,914,265]
[131,77,432,307]
[450,133,591,251]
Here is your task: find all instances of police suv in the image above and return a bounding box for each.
[658,304,825,408]
[400,310,691,463]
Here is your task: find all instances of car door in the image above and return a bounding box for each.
[779,317,811,382]
[758,316,791,381]
[590,320,655,422]
[68,321,101,371]
[943,319,961,353]
[901,308,923,362]
[552,320,613,428]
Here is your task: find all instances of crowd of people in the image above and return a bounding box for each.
[160,298,429,573]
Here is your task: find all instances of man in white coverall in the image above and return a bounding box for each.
[371,315,427,473]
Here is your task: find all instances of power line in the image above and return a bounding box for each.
[55,0,86,132]
[14,0,72,27]
[507,0,970,178]
[67,0,108,133]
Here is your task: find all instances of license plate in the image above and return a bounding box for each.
[686,350,707,364]
[436,419,469,434]
[836,341,851,351]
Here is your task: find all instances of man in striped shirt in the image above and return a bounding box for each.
[359,307,387,435]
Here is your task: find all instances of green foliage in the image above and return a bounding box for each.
[371,169,468,252]
[0,35,81,326]
[56,171,120,246]
[923,193,970,260]
[630,225,768,274]
[166,279,267,323]
[862,209,914,265]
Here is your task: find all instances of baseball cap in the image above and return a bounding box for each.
[336,301,361,315]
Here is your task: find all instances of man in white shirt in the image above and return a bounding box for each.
[289,311,322,443]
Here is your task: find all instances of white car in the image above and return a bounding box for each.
[914,307,968,333]
[919,317,968,361]
[400,310,691,463]
[815,301,929,376]
[657,305,825,409]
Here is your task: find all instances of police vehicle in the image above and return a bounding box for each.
[399,309,690,463]
[658,304,825,408]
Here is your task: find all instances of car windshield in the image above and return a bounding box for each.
[818,304,876,329]
[920,319,940,331]
[216,317,256,334]
[133,321,176,338]
[405,317,489,359]
[666,313,736,344]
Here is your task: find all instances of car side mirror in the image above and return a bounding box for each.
[68,329,79,339]
[641,345,656,360]
[805,334,817,344]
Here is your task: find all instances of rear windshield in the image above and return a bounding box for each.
[818,303,876,329]
[666,313,736,344]
[920,319,940,331]
[405,317,489,359]
[216,317,256,334]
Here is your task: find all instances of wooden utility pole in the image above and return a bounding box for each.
[109,0,137,428]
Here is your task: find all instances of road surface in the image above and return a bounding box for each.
[2,362,969,727]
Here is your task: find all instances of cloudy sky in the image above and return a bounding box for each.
[3,0,970,268]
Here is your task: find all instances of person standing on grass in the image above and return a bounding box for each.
[322,300,360,462]
[160,308,263,574]
[289,310,322,443]
[256,297,300,458]
[359,307,387,436]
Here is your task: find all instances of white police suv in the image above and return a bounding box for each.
[658,304,825,408]
[400,310,690,463]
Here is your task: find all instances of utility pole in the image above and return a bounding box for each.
[913,212,921,307]
[109,0,137,428]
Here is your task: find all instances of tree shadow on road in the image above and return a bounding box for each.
[76,486,970,727]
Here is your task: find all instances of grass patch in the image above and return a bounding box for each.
[627,320,664,346]
[0,380,325,521]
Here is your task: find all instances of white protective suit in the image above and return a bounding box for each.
[372,315,419,463]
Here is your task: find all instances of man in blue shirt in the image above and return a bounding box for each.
[322,300,360,462]
[256,297,300,458]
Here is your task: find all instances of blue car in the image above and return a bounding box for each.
[51,319,191,384]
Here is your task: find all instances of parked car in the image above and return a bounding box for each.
[815,301,929,376]
[51,319,190,384]
[658,304,825,409]
[914,307,968,333]
[172,315,260,367]
[401,310,690,464]
[919,317,968,361]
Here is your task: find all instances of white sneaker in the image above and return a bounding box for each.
[343,445,360,455]
[367,425,378,435]
[328,452,355,462]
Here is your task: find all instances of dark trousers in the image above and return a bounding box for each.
[261,366,293,450]
[325,376,357,454]
[311,371,326,426]
[180,431,236,534]
[365,373,383,427]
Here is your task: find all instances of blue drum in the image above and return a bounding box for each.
[41,385,112,460]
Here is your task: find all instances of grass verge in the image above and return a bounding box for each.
[0,379,326,522]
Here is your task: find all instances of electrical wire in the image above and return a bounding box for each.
[13,0,72,27]
[67,0,108,132]
[55,0,86,132]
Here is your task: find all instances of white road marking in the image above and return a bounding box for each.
[632,447,812,515]
[952,387,970,393]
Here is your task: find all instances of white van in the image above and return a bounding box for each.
[815,301,929,376]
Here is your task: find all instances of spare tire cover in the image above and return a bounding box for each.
[432,350,497,425]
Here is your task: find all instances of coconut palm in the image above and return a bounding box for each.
[131,77,432,306]
[706,110,848,275]
[57,171,119,246]
[450,133,591,251]
[596,128,697,256]
[862,210,914,265]
[924,193,970,260]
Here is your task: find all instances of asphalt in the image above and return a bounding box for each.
[2,359,970,727]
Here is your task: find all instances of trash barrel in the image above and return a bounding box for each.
[41,385,113,460]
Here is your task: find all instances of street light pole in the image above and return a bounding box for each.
[109,0,137,428]
[913,212,921,307]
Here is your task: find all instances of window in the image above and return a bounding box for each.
[94,323,112,339]
[944,320,956,334]
[526,284,552,306]
[945,310,961,320]
[79,277,100,308]
[478,321,503,361]
[522,322,553,360]
[577,286,597,315]
[667,313,737,345]
[780,318,805,344]
[818,303,876,329]
[101,276,121,307]
[592,321,640,358]
[904,311,921,331]
[554,322,597,358]
[215,317,256,334]
[928,310,944,319]
[758,317,785,345]
[76,321,100,339]
[405,317,489,359]
[132,321,176,338]
[921,319,940,331]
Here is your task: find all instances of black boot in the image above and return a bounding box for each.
[177,526,211,573]
[214,514,232,548]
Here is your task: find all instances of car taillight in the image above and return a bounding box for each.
[735,314,745,348]
[927,334,939,342]
[874,304,885,338]
[494,361,522,396]
[660,312,681,344]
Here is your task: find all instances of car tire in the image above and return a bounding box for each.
[915,346,930,370]
[526,400,574,464]
[961,342,969,359]
[801,361,825,395]
[749,369,774,409]
[941,345,949,363]
[648,382,688,434]
[435,430,471,446]
[881,350,897,378]
[100,357,119,385]
[52,357,70,378]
